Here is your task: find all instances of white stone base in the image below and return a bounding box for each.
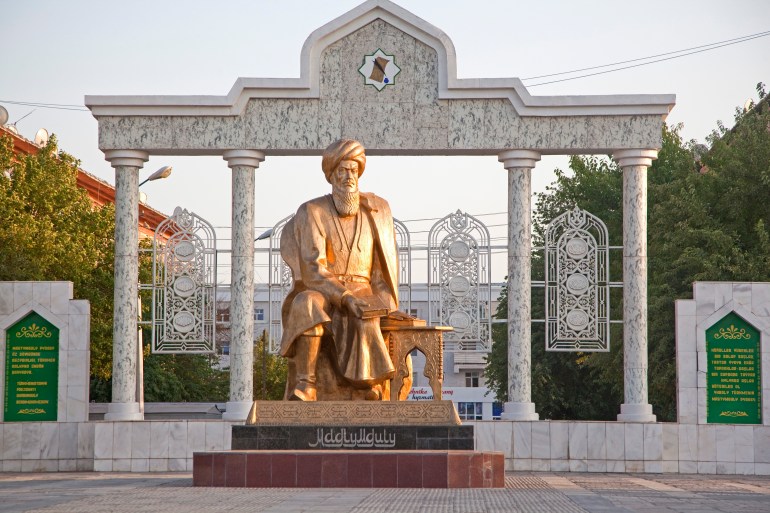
[104,401,143,421]
[221,400,253,421]
[617,403,656,422]
[500,401,539,421]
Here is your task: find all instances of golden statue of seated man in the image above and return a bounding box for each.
[280,138,408,401]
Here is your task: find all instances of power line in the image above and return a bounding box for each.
[0,99,89,112]
[525,30,770,87]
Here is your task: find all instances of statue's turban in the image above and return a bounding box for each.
[321,139,366,183]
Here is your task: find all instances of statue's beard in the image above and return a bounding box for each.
[332,188,360,217]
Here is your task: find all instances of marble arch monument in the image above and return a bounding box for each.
[86,0,675,422]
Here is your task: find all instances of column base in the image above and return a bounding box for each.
[617,403,656,422]
[222,400,253,421]
[104,401,143,421]
[500,402,539,421]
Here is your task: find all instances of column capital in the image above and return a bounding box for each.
[613,149,658,168]
[223,149,266,169]
[498,149,541,170]
[104,149,149,168]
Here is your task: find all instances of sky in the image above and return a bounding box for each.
[1,0,769,282]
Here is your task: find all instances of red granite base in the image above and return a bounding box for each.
[193,450,504,488]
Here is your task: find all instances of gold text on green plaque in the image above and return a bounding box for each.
[706,312,761,424]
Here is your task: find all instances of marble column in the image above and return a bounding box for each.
[222,150,265,421]
[104,149,148,421]
[498,150,540,421]
[613,149,658,422]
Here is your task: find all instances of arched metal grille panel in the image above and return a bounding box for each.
[428,210,492,351]
[152,207,217,353]
[267,214,294,354]
[545,207,610,352]
[394,218,412,314]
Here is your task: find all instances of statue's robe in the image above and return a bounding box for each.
[280,192,399,386]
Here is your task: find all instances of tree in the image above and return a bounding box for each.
[0,134,116,397]
[252,330,288,400]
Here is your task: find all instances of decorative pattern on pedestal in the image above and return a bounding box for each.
[545,207,610,352]
[428,210,492,351]
[152,207,217,353]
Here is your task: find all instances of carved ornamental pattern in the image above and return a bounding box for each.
[152,207,217,353]
[428,210,492,351]
[545,207,610,352]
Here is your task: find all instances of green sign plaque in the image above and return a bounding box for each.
[706,312,761,424]
[3,312,59,421]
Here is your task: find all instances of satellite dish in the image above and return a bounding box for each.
[744,98,754,112]
[0,106,8,126]
[34,128,49,146]
[6,124,18,134]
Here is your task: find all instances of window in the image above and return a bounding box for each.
[457,402,483,420]
[218,311,230,323]
[254,308,265,321]
[465,371,480,388]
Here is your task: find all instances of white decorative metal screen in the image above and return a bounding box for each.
[267,214,294,354]
[394,218,412,314]
[428,210,492,351]
[152,207,217,353]
[545,207,610,352]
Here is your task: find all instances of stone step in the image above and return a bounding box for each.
[193,450,504,488]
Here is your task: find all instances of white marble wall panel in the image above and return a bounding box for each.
[643,424,663,461]
[77,422,94,459]
[174,116,246,150]
[512,423,532,458]
[130,422,150,459]
[662,424,678,461]
[605,423,625,460]
[132,458,150,472]
[586,423,606,460]
[568,423,588,460]
[168,422,188,459]
[112,422,132,459]
[752,283,770,316]
[13,282,33,310]
[734,425,754,463]
[550,422,568,460]
[756,427,770,463]
[0,283,13,314]
[40,423,59,460]
[21,423,41,460]
[58,423,77,460]
[678,424,698,462]
[246,100,319,149]
[715,425,736,463]
[98,117,175,150]
[51,283,74,315]
[150,422,170,458]
[204,422,225,451]
[624,424,644,460]
[32,283,50,308]
[698,425,716,462]
[531,422,550,460]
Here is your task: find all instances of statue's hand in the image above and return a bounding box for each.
[342,293,369,318]
[387,310,412,321]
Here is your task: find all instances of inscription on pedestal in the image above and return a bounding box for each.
[232,424,474,451]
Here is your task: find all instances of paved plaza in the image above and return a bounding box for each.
[0,472,768,513]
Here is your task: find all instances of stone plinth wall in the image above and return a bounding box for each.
[2,418,769,475]
[0,420,239,472]
[472,420,770,475]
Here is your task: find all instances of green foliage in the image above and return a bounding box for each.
[486,84,770,421]
[142,341,230,402]
[253,330,288,400]
[0,134,116,395]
